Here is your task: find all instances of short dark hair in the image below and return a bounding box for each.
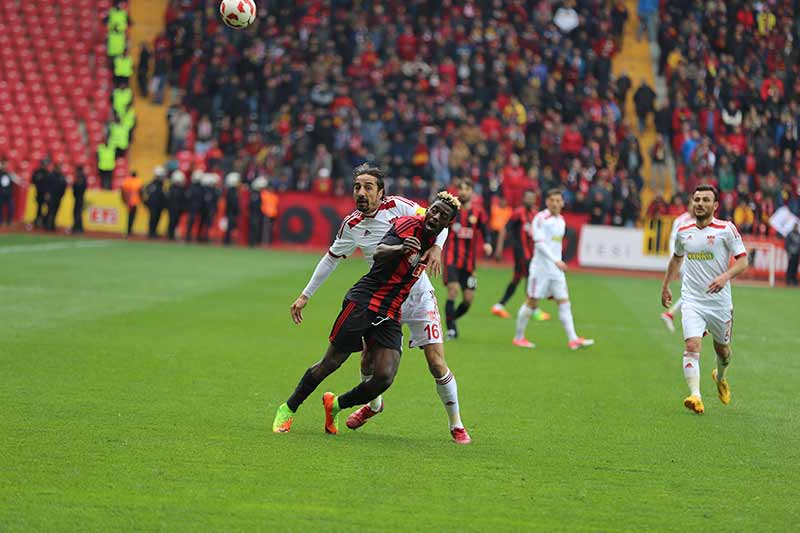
[459,177,474,188]
[352,163,385,191]
[693,184,718,202]
[545,188,563,199]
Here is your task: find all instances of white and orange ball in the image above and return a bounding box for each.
[220,0,256,29]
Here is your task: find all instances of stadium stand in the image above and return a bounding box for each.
[154,0,647,225]
[0,0,119,186]
[657,0,800,235]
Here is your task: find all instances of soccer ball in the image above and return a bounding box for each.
[220,0,256,29]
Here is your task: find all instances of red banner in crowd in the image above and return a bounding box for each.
[272,192,588,265]
[274,192,356,248]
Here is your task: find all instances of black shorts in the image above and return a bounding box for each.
[328,299,403,353]
[513,250,531,278]
[445,266,477,290]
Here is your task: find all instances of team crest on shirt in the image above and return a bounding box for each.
[469,214,477,225]
[707,235,715,245]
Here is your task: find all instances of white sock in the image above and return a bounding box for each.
[515,304,534,339]
[558,301,578,342]
[361,372,383,411]
[716,352,730,381]
[668,297,683,316]
[435,369,463,429]
[683,351,701,397]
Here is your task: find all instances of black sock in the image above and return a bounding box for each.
[286,368,320,412]
[337,383,373,410]
[499,281,519,306]
[454,302,471,319]
[445,299,455,329]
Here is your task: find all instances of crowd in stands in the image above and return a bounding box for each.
[653,0,800,235]
[149,0,650,227]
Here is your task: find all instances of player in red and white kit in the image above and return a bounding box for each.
[513,189,594,350]
[285,165,471,443]
[273,195,460,436]
[660,200,694,332]
[443,178,492,339]
[662,185,748,414]
[491,190,549,322]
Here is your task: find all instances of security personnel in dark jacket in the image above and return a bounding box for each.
[224,172,241,245]
[198,173,220,243]
[31,160,51,228]
[0,159,16,225]
[185,170,204,242]
[248,177,267,246]
[167,170,187,240]
[46,164,67,231]
[144,166,167,238]
[72,166,87,233]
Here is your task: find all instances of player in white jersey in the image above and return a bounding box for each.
[660,203,694,332]
[513,189,594,350]
[661,185,748,414]
[287,164,471,444]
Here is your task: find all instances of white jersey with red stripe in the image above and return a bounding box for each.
[328,196,448,298]
[530,209,566,278]
[669,211,694,256]
[674,218,747,309]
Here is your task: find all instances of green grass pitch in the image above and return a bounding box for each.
[1,234,798,531]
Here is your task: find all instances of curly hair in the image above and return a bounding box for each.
[435,191,461,220]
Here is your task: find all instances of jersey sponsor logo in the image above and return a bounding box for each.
[687,251,714,260]
[456,226,474,239]
[551,235,562,242]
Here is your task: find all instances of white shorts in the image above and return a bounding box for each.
[401,288,443,348]
[527,270,569,300]
[681,303,733,345]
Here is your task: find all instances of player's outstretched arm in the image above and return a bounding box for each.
[707,255,748,294]
[661,254,684,307]
[291,253,341,324]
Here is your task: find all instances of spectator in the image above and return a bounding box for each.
[637,0,658,42]
[646,195,669,218]
[633,79,656,132]
[650,134,669,195]
[733,197,755,234]
[137,42,151,97]
[786,223,800,286]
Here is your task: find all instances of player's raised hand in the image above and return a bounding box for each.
[421,245,442,277]
[403,236,421,255]
[707,274,728,294]
[556,260,568,272]
[291,294,309,324]
[661,285,672,308]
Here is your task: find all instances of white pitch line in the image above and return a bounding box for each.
[0,240,114,254]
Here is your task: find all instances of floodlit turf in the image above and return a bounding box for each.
[1,233,798,531]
